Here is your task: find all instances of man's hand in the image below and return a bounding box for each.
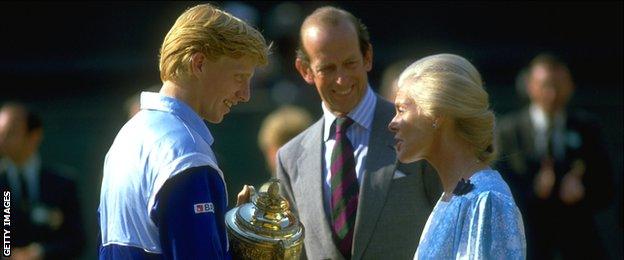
[236,185,255,206]
[11,243,43,260]
[534,158,555,199]
[560,160,586,205]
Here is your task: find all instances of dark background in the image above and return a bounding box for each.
[1,1,621,259]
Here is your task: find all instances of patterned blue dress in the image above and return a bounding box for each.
[415,169,526,259]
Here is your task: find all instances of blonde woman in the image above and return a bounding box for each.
[388,54,526,259]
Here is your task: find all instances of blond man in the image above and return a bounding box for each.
[97,4,269,259]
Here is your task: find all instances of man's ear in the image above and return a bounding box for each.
[28,128,43,150]
[526,76,539,101]
[295,58,315,85]
[363,43,373,72]
[190,52,206,77]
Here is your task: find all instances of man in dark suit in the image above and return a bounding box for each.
[0,102,85,259]
[275,6,441,259]
[496,53,614,259]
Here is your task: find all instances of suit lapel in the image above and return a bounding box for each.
[352,97,396,259]
[563,113,580,159]
[295,119,342,257]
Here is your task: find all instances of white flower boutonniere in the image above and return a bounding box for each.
[566,131,582,149]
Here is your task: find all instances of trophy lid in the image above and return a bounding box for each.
[226,179,304,246]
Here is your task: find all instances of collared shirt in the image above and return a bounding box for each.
[0,155,41,202]
[529,104,566,159]
[98,91,226,255]
[321,86,377,218]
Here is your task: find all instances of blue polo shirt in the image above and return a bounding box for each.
[98,91,230,259]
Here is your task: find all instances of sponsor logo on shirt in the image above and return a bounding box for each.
[194,203,214,214]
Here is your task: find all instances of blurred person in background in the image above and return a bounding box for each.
[257,105,312,176]
[97,3,269,259]
[496,53,614,259]
[514,67,530,106]
[379,59,412,102]
[276,6,441,259]
[389,53,526,259]
[0,102,85,260]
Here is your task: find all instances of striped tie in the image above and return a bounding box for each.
[330,117,358,259]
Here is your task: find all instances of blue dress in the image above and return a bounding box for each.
[415,169,526,259]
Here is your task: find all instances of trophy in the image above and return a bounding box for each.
[225,179,304,259]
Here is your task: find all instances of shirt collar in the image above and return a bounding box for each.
[1,154,41,197]
[22,154,40,179]
[140,91,214,146]
[529,104,566,132]
[0,157,16,176]
[1,154,40,175]
[322,85,376,141]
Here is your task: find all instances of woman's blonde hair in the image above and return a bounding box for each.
[159,4,270,82]
[398,54,497,164]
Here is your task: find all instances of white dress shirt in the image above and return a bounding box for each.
[321,86,377,219]
[529,104,567,159]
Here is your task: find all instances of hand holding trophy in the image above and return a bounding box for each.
[226,179,304,259]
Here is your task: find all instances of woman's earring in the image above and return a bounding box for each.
[432,122,438,129]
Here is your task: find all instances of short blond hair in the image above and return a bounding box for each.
[258,106,312,151]
[398,54,496,164]
[159,3,270,82]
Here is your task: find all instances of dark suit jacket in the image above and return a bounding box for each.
[276,95,442,260]
[495,107,614,258]
[0,164,85,259]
